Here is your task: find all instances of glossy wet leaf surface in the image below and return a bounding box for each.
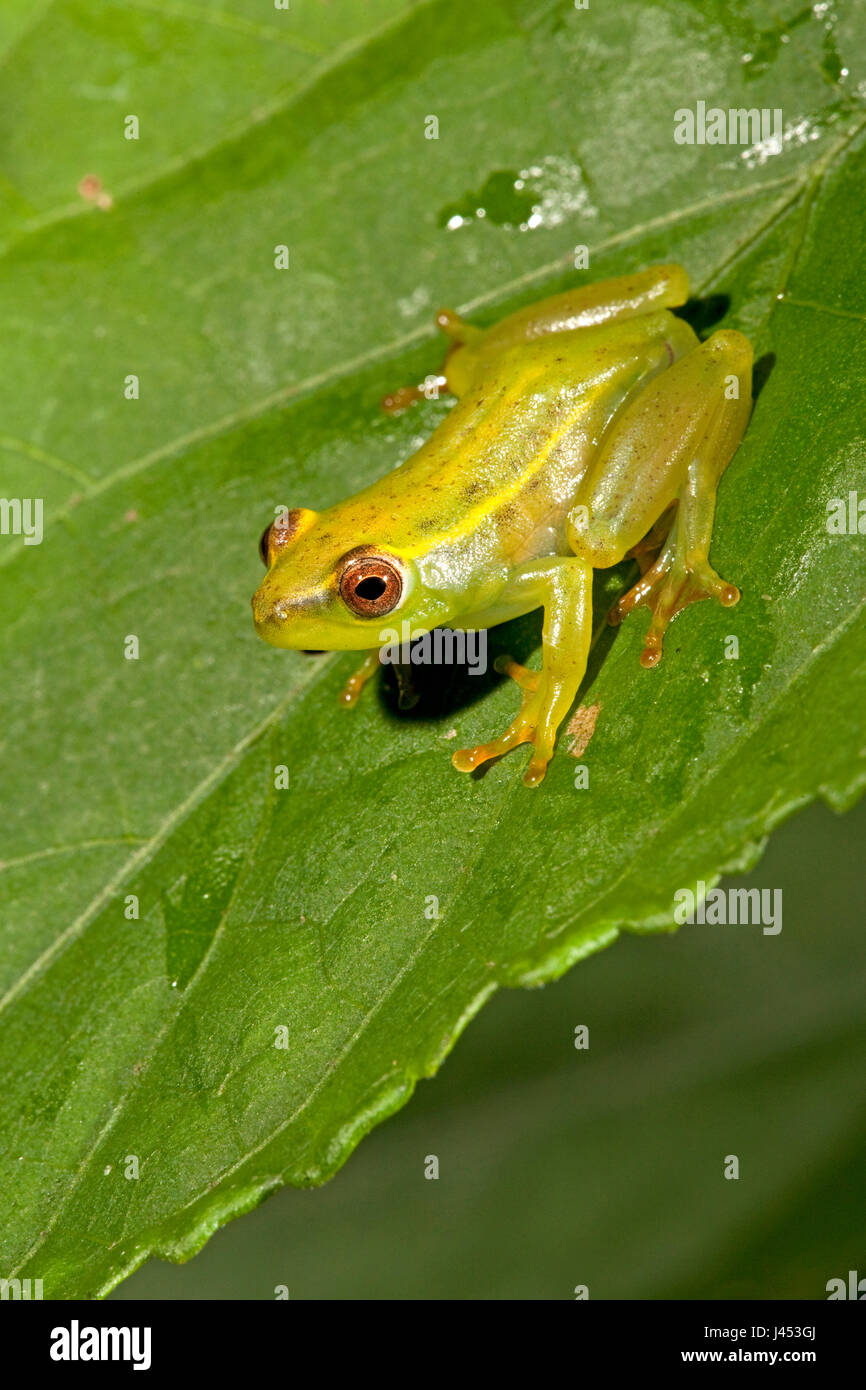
[1,0,864,1296]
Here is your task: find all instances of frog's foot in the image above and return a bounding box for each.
[609,546,739,669]
[386,307,489,408]
[452,682,554,787]
[454,559,593,787]
[453,656,562,787]
[339,650,381,706]
[381,307,479,413]
[434,307,475,343]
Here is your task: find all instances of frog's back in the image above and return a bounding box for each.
[334,312,686,564]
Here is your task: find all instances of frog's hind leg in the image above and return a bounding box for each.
[441,266,693,402]
[607,330,752,668]
[622,501,677,578]
[609,518,677,629]
[474,263,690,352]
[383,266,690,414]
[614,513,739,670]
[381,309,482,414]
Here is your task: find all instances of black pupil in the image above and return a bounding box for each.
[355,575,387,601]
[259,524,271,565]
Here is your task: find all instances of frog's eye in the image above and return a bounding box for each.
[338,553,403,617]
[259,507,318,567]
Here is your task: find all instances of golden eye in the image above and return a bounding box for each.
[338,554,403,617]
[259,523,273,566]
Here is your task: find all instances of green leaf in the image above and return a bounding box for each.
[2,0,865,1298]
[110,796,866,1301]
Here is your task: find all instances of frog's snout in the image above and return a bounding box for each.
[252,575,337,649]
[251,580,290,643]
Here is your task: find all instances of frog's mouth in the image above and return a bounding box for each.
[251,581,323,642]
[251,580,383,652]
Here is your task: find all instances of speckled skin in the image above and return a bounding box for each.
[252,265,753,785]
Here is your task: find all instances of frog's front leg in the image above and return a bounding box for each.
[572,328,752,669]
[339,649,381,706]
[340,649,420,709]
[452,558,593,787]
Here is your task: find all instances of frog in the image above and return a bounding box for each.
[252,264,752,786]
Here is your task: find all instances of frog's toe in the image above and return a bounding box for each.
[434,308,476,344]
[523,752,552,787]
[381,382,425,415]
[339,673,366,706]
[452,699,538,775]
[622,502,677,580]
[608,567,656,628]
[381,372,449,415]
[451,722,534,774]
[452,686,554,786]
[452,659,544,772]
[493,653,540,693]
[451,736,550,786]
[339,651,381,706]
[451,733,553,786]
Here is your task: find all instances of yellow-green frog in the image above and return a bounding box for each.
[252,264,752,786]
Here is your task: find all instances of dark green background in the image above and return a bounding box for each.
[113,794,866,1300]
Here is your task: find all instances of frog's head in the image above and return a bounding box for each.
[252,507,437,651]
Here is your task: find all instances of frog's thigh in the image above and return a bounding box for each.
[443,265,692,399]
[452,557,593,787]
[384,266,691,411]
[569,328,752,561]
[583,329,753,667]
[481,264,690,352]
